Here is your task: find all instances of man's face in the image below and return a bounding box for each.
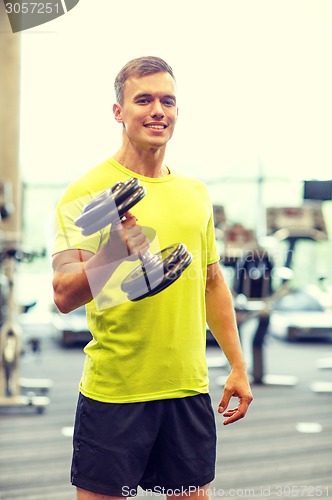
[113,72,178,151]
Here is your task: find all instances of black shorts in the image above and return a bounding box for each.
[71,392,217,497]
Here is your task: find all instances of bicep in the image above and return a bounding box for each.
[52,249,95,274]
[206,262,225,292]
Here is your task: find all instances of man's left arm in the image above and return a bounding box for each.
[205,262,253,425]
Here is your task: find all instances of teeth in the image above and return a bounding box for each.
[146,125,165,129]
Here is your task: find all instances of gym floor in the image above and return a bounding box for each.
[0,319,331,500]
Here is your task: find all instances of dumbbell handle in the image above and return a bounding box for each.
[140,249,162,268]
[116,214,161,268]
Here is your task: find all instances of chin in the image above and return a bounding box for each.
[145,138,167,150]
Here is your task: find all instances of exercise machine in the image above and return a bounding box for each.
[0,248,52,413]
[216,222,297,386]
[266,180,332,393]
[266,200,332,341]
[0,181,52,412]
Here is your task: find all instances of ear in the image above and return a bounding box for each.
[113,103,123,123]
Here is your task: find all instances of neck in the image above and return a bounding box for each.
[113,142,169,178]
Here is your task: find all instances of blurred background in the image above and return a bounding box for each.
[14,1,332,283]
[0,1,332,499]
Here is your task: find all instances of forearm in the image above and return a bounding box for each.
[205,265,247,372]
[52,242,120,313]
[205,263,253,424]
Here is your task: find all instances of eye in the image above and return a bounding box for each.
[163,98,176,107]
[136,97,151,105]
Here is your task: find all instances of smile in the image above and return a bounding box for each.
[144,124,167,129]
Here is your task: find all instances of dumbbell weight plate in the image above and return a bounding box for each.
[74,178,146,236]
[116,185,146,222]
[121,243,192,301]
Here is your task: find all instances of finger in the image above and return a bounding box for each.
[223,410,245,425]
[122,211,138,227]
[223,406,237,414]
[223,401,250,425]
[218,393,231,414]
[125,226,150,256]
[218,381,237,414]
[222,408,238,417]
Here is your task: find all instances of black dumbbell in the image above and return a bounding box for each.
[74,178,192,301]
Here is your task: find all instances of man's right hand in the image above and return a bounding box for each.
[107,211,150,263]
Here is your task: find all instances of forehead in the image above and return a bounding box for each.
[123,72,176,100]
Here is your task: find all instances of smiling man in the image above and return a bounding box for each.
[113,70,177,160]
[52,56,253,500]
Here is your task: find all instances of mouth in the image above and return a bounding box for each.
[144,123,167,130]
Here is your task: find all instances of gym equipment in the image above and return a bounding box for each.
[215,233,297,386]
[266,198,332,393]
[234,249,273,299]
[233,249,297,385]
[75,177,192,301]
[0,248,52,413]
[266,204,328,269]
[221,223,258,266]
[266,203,332,341]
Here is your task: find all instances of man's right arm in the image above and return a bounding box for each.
[52,212,149,313]
[52,246,118,314]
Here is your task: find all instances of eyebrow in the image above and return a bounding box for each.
[134,93,176,102]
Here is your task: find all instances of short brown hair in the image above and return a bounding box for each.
[114,56,175,105]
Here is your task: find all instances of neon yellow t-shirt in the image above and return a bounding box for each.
[53,158,220,403]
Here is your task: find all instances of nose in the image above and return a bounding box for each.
[150,99,164,119]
